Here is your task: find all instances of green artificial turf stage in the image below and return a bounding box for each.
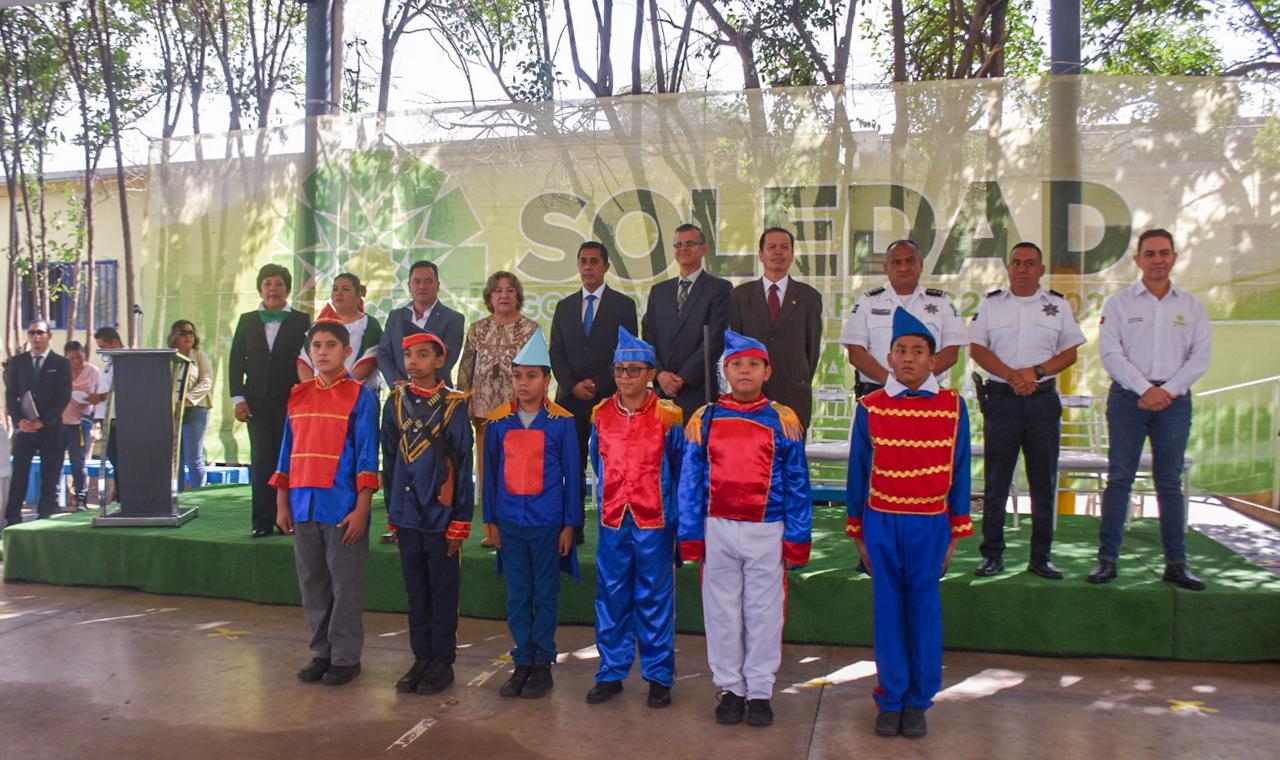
[4,484,1278,661]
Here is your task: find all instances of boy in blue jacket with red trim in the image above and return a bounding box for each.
[679,329,811,728]
[383,332,474,696]
[483,328,583,699]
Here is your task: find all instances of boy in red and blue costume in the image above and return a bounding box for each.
[483,328,583,699]
[586,326,684,709]
[679,329,811,728]
[847,307,973,739]
[383,332,474,696]
[270,318,381,687]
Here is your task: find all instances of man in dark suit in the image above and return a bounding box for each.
[377,260,465,387]
[728,227,824,429]
[550,242,639,539]
[642,223,732,422]
[229,264,312,537]
[5,319,72,527]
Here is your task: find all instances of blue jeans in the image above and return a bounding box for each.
[498,521,562,666]
[179,406,209,491]
[62,423,90,501]
[1098,384,1192,564]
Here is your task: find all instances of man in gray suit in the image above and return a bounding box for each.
[727,227,824,430]
[377,260,465,387]
[642,223,732,421]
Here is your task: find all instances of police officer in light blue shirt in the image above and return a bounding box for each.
[1089,229,1212,590]
[969,242,1086,580]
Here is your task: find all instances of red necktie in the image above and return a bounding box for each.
[768,283,781,326]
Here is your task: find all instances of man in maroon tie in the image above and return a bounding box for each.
[727,227,824,430]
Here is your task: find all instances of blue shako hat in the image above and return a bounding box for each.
[613,326,657,366]
[891,307,936,352]
[512,327,552,367]
[722,328,770,365]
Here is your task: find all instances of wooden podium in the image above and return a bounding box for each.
[93,349,199,527]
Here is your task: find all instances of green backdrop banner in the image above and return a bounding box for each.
[142,77,1280,495]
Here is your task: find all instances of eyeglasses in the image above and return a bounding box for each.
[27,329,47,336]
[673,240,704,249]
[177,330,195,337]
[611,364,649,378]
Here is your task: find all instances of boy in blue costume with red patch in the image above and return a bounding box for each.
[483,328,583,699]
[383,331,474,696]
[679,329,812,728]
[846,307,974,739]
[586,326,685,709]
[271,317,381,687]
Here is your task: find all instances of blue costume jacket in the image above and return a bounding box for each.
[270,375,381,525]
[381,381,474,537]
[677,395,812,567]
[483,398,584,578]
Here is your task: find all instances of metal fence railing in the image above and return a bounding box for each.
[1192,375,1280,506]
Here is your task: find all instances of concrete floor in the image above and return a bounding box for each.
[1,575,1277,760]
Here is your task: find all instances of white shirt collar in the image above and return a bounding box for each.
[31,349,50,361]
[582,283,607,300]
[885,371,941,398]
[411,300,437,321]
[679,268,703,287]
[1132,280,1182,300]
[762,274,789,293]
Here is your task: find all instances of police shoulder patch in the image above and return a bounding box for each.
[1048,289,1065,298]
[865,286,885,296]
[925,287,949,298]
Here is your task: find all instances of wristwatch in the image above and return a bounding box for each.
[1033,365,1047,379]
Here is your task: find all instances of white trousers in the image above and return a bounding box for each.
[702,517,785,699]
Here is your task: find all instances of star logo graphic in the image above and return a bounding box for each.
[924,303,939,314]
[1042,303,1059,316]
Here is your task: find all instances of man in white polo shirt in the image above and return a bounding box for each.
[1089,228,1212,590]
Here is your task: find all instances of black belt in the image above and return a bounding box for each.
[855,380,884,398]
[1150,380,1165,387]
[987,378,1057,396]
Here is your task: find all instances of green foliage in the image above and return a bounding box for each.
[1083,0,1223,75]
[861,0,1043,81]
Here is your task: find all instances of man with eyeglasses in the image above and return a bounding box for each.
[4,320,72,527]
[641,223,732,421]
[968,242,1085,580]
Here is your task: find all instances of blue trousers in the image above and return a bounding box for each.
[594,514,676,687]
[498,521,561,666]
[179,406,209,491]
[864,509,951,713]
[1098,385,1192,564]
[397,528,461,664]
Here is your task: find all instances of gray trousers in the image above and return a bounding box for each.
[293,520,369,666]
[703,517,786,700]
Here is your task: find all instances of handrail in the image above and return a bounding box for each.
[1195,374,1280,398]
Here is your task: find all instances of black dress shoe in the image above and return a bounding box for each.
[322,662,361,686]
[901,707,927,738]
[417,662,454,694]
[521,662,553,699]
[1028,560,1064,580]
[715,691,746,724]
[646,682,671,708]
[296,657,330,683]
[975,557,1004,577]
[1087,559,1117,584]
[874,710,901,737]
[1163,562,1207,591]
[499,665,531,697]
[746,698,774,727]
[586,680,623,704]
[396,659,431,692]
[251,528,271,538]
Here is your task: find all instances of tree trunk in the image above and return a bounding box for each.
[91,0,138,346]
[891,0,907,82]
[631,0,644,94]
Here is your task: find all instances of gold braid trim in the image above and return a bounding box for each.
[546,401,575,419]
[866,406,960,419]
[771,402,804,441]
[870,487,948,505]
[590,397,611,424]
[873,463,952,478]
[871,437,953,448]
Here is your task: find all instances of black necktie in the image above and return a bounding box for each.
[33,355,43,374]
